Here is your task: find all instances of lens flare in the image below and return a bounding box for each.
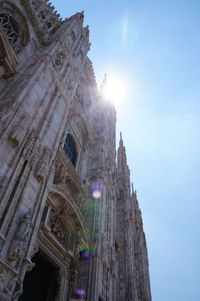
[91,181,104,199]
[93,190,101,198]
[79,246,94,261]
[102,76,126,106]
[74,288,86,299]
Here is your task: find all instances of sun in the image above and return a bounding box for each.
[101,75,126,107]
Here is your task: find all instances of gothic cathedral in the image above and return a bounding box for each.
[0,1,152,301]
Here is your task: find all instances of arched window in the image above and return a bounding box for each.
[0,2,29,54]
[0,12,20,48]
[63,134,77,166]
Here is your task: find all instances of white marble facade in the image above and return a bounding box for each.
[0,1,151,301]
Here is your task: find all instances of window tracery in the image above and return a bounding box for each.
[0,13,20,48]
[0,2,29,53]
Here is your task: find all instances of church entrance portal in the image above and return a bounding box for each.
[19,252,59,301]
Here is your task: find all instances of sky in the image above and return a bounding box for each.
[52,1,200,300]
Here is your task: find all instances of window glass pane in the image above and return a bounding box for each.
[63,134,77,166]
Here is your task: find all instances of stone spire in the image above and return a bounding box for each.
[130,189,152,301]
[117,132,130,191]
[116,134,138,301]
[100,73,107,90]
[118,131,125,162]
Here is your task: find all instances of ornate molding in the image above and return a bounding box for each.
[20,0,62,44]
[49,207,66,244]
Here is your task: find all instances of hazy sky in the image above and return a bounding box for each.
[52,1,200,300]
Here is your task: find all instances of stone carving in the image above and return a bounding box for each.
[0,102,16,136]
[49,208,66,244]
[75,85,85,107]
[23,130,38,161]
[12,280,23,301]
[7,209,32,262]
[8,115,28,147]
[54,48,66,66]
[0,266,17,295]
[11,242,39,300]
[68,259,79,298]
[0,28,19,78]
[22,0,61,43]
[34,147,51,182]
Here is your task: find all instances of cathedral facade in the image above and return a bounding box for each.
[0,1,152,301]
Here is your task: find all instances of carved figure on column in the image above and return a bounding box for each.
[7,209,32,263]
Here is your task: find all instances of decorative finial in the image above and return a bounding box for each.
[119,131,123,146]
[100,73,107,90]
[131,182,134,193]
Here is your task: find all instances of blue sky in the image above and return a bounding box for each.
[52,1,200,300]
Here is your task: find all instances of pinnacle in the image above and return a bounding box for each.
[131,182,134,194]
[100,73,107,90]
[119,131,124,147]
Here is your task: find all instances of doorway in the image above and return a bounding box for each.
[19,252,59,301]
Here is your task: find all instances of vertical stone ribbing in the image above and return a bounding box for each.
[116,134,151,301]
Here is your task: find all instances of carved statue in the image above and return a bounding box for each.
[7,209,32,262]
[15,209,31,241]
[0,29,19,78]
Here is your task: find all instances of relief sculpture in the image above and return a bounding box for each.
[49,208,66,244]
